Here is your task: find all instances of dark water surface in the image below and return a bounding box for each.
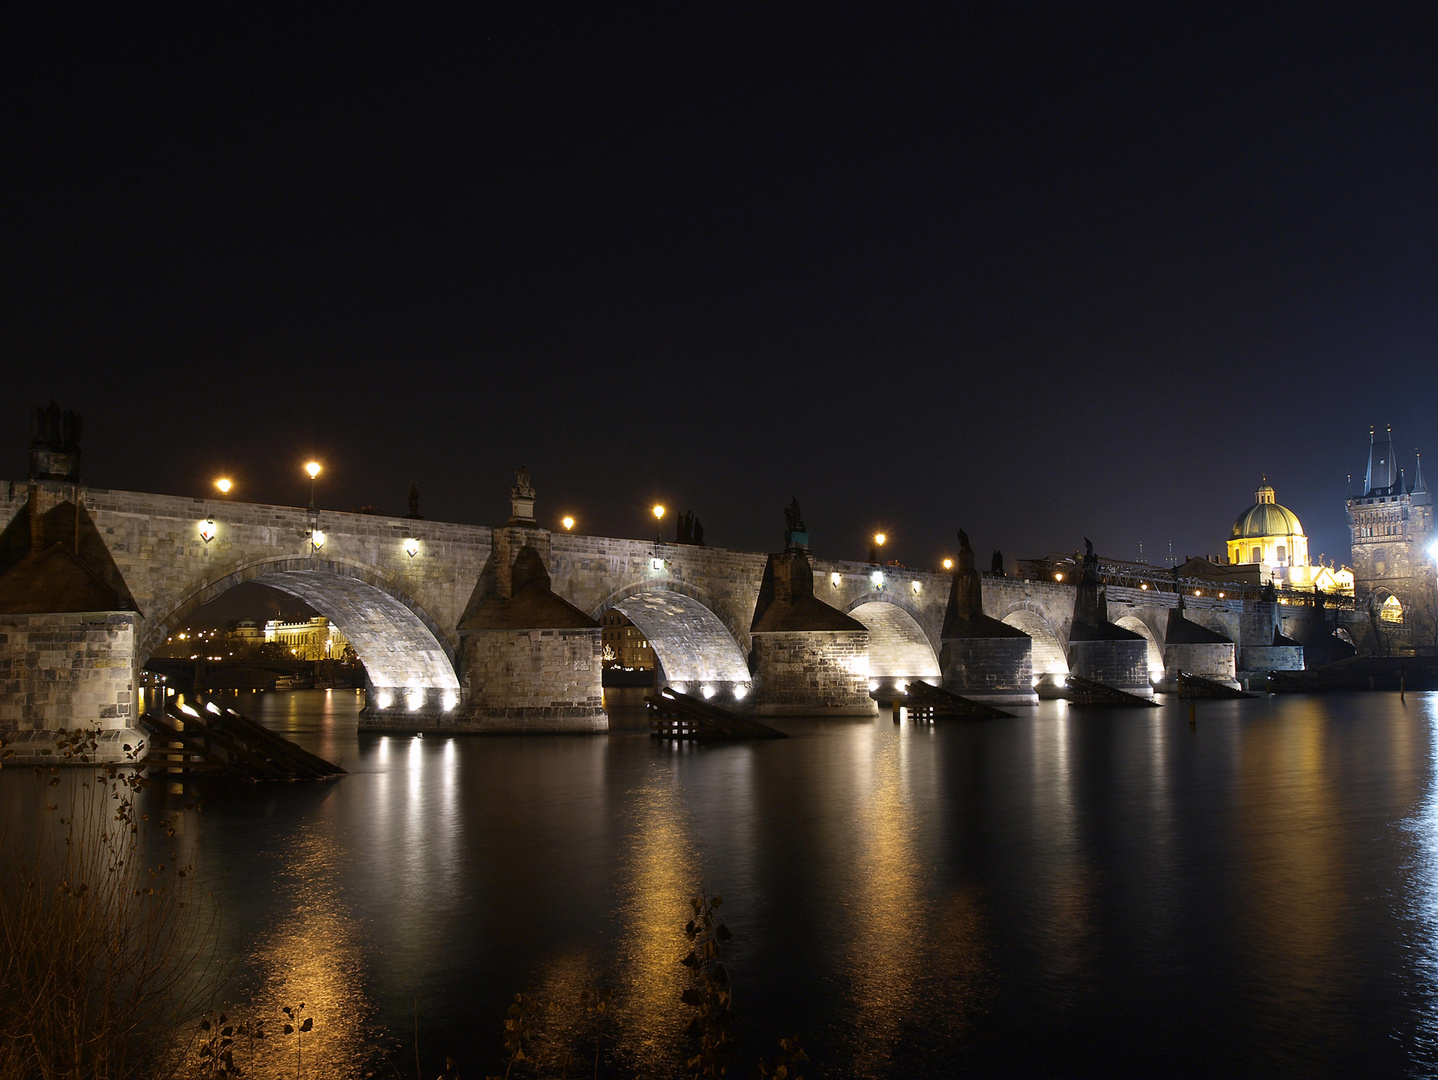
[12,689,1438,1077]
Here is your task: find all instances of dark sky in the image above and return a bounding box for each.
[5,5,1434,574]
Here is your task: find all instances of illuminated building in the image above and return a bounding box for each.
[600,610,655,670]
[264,615,352,661]
[1346,425,1433,620]
[1226,478,1353,594]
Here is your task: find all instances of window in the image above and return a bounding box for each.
[1276,544,1287,564]
[1251,546,1261,563]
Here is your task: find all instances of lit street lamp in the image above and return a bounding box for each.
[869,531,886,564]
[561,515,575,531]
[305,461,322,511]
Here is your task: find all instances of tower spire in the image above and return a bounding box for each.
[1413,451,1428,495]
[1365,424,1399,496]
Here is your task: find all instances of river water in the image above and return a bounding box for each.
[9,689,1438,1078]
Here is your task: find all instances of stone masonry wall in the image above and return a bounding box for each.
[1160,642,1238,689]
[940,637,1035,699]
[0,612,140,732]
[749,630,876,716]
[1069,638,1151,694]
[449,627,606,733]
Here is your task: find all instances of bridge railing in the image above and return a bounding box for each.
[1011,556,1355,611]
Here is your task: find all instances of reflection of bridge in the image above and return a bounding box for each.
[0,478,1354,742]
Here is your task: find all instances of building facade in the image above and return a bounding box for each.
[263,615,353,661]
[1346,426,1434,619]
[600,609,656,670]
[1226,478,1352,593]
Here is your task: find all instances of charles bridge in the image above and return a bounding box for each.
[0,464,1356,751]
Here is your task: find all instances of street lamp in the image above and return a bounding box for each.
[561,515,575,531]
[202,477,233,545]
[942,558,954,571]
[652,505,666,567]
[305,462,322,511]
[869,532,886,564]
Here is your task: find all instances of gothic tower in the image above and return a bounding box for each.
[1347,426,1434,617]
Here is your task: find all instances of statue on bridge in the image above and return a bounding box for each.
[785,497,805,535]
[783,497,808,553]
[991,549,1006,578]
[512,465,535,499]
[31,401,81,452]
[406,482,423,519]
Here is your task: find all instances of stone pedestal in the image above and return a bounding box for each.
[1068,635,1152,695]
[445,534,608,733]
[0,611,144,764]
[748,550,876,716]
[1156,606,1238,692]
[748,630,874,716]
[940,637,1036,704]
[937,530,1036,704]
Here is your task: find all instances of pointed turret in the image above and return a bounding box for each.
[1413,452,1431,506]
[1364,424,1400,497]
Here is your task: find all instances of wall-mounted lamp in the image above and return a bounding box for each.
[311,529,325,550]
[404,537,419,559]
[911,580,921,594]
[199,520,216,544]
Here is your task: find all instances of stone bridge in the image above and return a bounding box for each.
[0,477,1346,741]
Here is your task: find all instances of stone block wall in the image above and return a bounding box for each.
[0,612,143,761]
[443,627,606,733]
[1239,644,1304,673]
[1160,642,1238,690]
[749,630,876,716]
[940,637,1036,702]
[1069,638,1151,695]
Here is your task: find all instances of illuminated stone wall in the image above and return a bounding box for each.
[1068,638,1150,695]
[1159,641,1238,690]
[0,611,142,760]
[748,630,875,716]
[940,637,1035,702]
[457,627,606,732]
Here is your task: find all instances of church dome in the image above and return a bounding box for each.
[1230,479,1304,539]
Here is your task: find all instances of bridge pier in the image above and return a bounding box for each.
[747,551,876,717]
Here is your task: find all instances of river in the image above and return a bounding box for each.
[7,689,1438,1077]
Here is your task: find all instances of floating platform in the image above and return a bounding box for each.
[1178,671,1255,700]
[142,694,346,780]
[646,687,788,740]
[1065,674,1160,708]
[898,680,1016,721]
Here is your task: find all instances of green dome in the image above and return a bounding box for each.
[1231,501,1303,540]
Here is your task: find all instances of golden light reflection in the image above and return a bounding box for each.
[1233,703,1342,994]
[196,830,380,1078]
[837,726,929,1075]
[610,772,699,1077]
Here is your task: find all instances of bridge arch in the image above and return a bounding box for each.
[591,582,751,695]
[1113,614,1165,679]
[999,602,1069,677]
[146,555,461,699]
[842,594,940,685]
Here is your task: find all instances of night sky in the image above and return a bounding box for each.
[5,6,1434,576]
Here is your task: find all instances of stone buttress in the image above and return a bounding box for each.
[939,531,1035,704]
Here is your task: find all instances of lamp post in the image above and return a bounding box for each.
[305,461,322,512]
[304,462,323,551]
[561,515,575,532]
[652,505,666,566]
[869,532,886,564]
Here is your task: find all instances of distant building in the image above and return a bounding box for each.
[600,610,655,670]
[226,619,263,648]
[263,616,352,661]
[1226,478,1353,594]
[1346,425,1434,620]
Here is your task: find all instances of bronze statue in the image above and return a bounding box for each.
[785,497,805,534]
[512,465,534,499]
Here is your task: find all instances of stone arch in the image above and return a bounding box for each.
[591,583,750,695]
[843,598,940,684]
[145,556,461,698]
[1113,614,1165,678]
[1000,604,1069,676]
